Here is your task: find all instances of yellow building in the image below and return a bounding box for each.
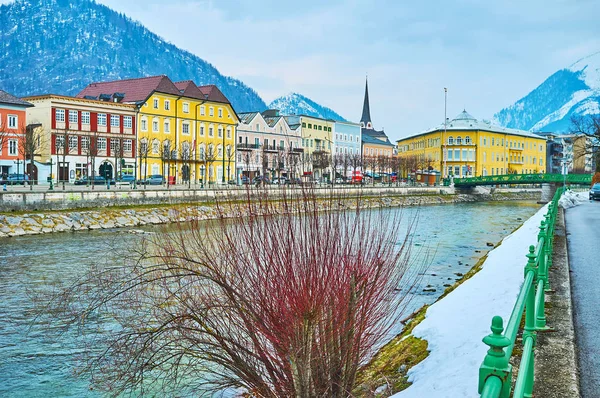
[296,115,335,180]
[397,110,547,178]
[77,76,238,184]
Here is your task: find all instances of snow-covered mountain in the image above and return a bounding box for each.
[494,51,600,133]
[269,93,347,121]
[0,0,267,112]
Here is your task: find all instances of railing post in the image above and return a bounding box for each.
[479,316,512,398]
[524,245,538,397]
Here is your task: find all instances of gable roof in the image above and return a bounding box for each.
[174,80,206,100]
[0,89,33,108]
[76,75,181,104]
[198,85,230,104]
[362,132,394,147]
[238,111,260,125]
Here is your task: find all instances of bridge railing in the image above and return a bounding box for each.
[478,186,564,398]
[454,173,591,187]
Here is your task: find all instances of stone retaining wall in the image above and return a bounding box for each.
[0,190,541,239]
[0,186,453,212]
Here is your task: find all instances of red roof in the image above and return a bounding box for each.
[174,80,205,100]
[76,75,181,103]
[198,85,230,104]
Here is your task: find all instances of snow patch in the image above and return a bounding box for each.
[559,189,588,209]
[393,204,549,398]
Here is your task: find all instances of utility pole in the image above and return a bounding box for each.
[443,87,448,180]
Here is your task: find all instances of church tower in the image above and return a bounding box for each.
[360,77,373,129]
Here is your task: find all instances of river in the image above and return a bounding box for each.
[0,200,541,397]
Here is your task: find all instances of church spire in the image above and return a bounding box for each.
[360,77,372,129]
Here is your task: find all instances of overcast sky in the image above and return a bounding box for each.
[5,0,600,140]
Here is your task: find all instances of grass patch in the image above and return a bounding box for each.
[354,305,430,396]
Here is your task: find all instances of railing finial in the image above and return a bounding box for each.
[479,316,512,397]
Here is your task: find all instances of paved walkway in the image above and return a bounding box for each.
[566,200,600,397]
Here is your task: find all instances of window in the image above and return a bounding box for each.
[98,113,107,126]
[183,103,189,113]
[200,125,205,136]
[227,128,231,139]
[456,136,463,145]
[69,135,78,150]
[110,115,120,127]
[164,120,170,133]
[255,123,260,132]
[344,134,348,141]
[182,122,190,134]
[153,98,159,109]
[454,149,460,160]
[55,109,65,122]
[200,106,205,116]
[218,108,223,118]
[152,140,160,154]
[97,138,106,150]
[56,135,65,149]
[81,112,90,124]
[308,124,312,129]
[110,138,120,153]
[123,140,132,152]
[153,119,159,132]
[164,100,170,111]
[255,138,260,146]
[448,149,453,160]
[302,122,306,128]
[218,127,223,138]
[465,136,472,145]
[209,107,214,117]
[68,110,78,124]
[209,127,214,137]
[8,139,17,156]
[448,136,454,145]
[141,118,148,131]
[123,116,132,128]
[218,145,223,158]
[318,126,322,131]
[81,136,90,151]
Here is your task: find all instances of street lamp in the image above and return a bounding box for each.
[443,87,448,180]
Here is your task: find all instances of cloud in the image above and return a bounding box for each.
[89,1,600,139]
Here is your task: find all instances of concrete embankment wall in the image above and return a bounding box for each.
[0,188,541,238]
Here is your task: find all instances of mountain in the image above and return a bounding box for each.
[494,51,600,133]
[269,93,347,121]
[0,0,267,112]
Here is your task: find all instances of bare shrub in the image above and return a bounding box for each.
[43,188,422,397]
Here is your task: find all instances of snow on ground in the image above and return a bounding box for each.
[559,190,588,209]
[393,203,550,398]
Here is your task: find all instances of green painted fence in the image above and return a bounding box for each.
[454,173,591,187]
[478,186,564,398]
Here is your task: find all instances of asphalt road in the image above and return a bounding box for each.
[566,199,600,397]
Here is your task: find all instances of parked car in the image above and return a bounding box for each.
[115,175,136,186]
[6,174,31,185]
[272,177,289,185]
[74,176,114,185]
[253,176,270,185]
[139,175,165,185]
[335,177,346,184]
[590,183,600,200]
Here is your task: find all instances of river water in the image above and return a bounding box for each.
[0,200,541,397]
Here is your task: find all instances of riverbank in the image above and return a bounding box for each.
[0,190,540,238]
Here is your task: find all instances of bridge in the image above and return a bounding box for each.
[454,173,591,188]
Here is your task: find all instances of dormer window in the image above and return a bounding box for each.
[448,136,454,145]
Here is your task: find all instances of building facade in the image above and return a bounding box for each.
[396,110,547,178]
[236,110,303,181]
[285,115,335,181]
[0,90,33,178]
[77,76,237,185]
[24,94,137,183]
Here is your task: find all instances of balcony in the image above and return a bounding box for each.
[263,144,285,153]
[509,160,524,165]
[237,143,260,151]
[291,147,304,154]
[509,147,523,152]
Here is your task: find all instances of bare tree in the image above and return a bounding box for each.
[225,144,236,185]
[137,138,149,189]
[203,144,217,186]
[570,115,600,175]
[17,123,47,190]
[41,189,422,397]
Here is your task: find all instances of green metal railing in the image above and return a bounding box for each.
[454,173,591,187]
[478,186,564,398]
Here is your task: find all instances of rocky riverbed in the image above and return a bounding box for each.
[0,191,540,238]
